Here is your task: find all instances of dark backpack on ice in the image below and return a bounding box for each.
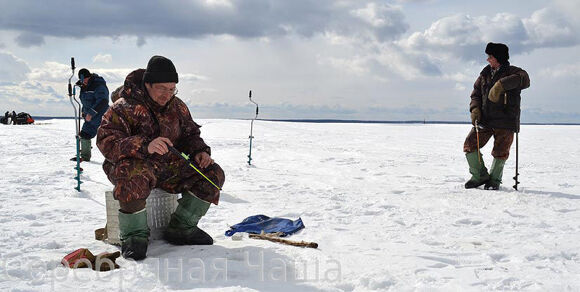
[12,112,35,125]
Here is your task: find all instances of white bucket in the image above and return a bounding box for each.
[104,189,179,245]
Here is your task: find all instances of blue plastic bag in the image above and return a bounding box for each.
[225,215,305,237]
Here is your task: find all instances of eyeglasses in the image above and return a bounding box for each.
[152,85,178,95]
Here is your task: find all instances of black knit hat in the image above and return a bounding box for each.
[78,68,91,80]
[143,55,179,84]
[485,42,509,64]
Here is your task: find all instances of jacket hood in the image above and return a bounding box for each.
[121,69,175,112]
[90,74,106,86]
[82,74,107,92]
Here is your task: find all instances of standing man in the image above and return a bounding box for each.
[463,42,530,190]
[71,68,109,162]
[97,56,225,260]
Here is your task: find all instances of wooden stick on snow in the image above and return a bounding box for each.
[249,232,318,249]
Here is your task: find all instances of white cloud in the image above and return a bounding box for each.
[203,0,234,8]
[399,8,578,62]
[372,45,441,79]
[317,35,441,80]
[27,61,70,83]
[442,72,472,83]
[552,0,580,27]
[0,80,66,112]
[0,57,134,117]
[454,83,466,91]
[93,69,133,83]
[181,73,208,82]
[0,53,69,115]
[26,61,131,83]
[0,1,409,46]
[92,53,112,64]
[539,62,580,78]
[523,8,578,48]
[319,55,370,76]
[395,0,432,2]
[350,3,408,41]
[0,52,30,82]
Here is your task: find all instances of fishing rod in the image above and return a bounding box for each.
[475,120,481,163]
[167,145,222,191]
[247,90,259,165]
[68,57,82,191]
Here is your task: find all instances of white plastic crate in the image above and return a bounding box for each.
[104,189,179,245]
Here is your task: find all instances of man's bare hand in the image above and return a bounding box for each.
[85,113,92,122]
[194,152,214,169]
[147,137,173,155]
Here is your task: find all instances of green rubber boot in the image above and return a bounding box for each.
[464,152,490,189]
[119,209,150,261]
[80,138,92,162]
[164,191,213,245]
[485,158,506,190]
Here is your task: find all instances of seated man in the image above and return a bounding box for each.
[97,55,225,260]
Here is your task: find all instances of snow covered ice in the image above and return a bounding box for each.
[0,119,579,291]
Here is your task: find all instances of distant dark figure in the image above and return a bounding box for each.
[0,111,10,125]
[71,68,109,162]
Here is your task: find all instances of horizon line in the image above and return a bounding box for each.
[31,116,580,126]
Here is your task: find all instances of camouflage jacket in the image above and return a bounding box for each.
[97,69,210,165]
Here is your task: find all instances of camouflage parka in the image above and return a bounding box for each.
[97,69,210,167]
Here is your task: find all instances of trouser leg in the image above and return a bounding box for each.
[155,160,225,245]
[104,159,157,260]
[157,162,225,205]
[491,129,514,160]
[463,127,493,154]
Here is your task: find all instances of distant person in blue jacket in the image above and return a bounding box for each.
[71,68,109,162]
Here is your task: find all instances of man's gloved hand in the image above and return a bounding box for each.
[75,80,83,86]
[488,81,504,103]
[471,108,481,126]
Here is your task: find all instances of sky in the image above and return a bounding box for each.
[0,0,579,122]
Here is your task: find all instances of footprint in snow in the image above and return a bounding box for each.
[455,219,482,226]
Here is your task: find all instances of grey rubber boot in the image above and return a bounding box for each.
[119,209,150,261]
[484,158,506,190]
[80,138,92,161]
[464,152,490,189]
[164,191,213,245]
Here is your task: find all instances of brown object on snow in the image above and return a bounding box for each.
[249,232,318,249]
[61,248,121,271]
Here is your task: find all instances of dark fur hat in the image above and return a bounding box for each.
[485,42,509,64]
